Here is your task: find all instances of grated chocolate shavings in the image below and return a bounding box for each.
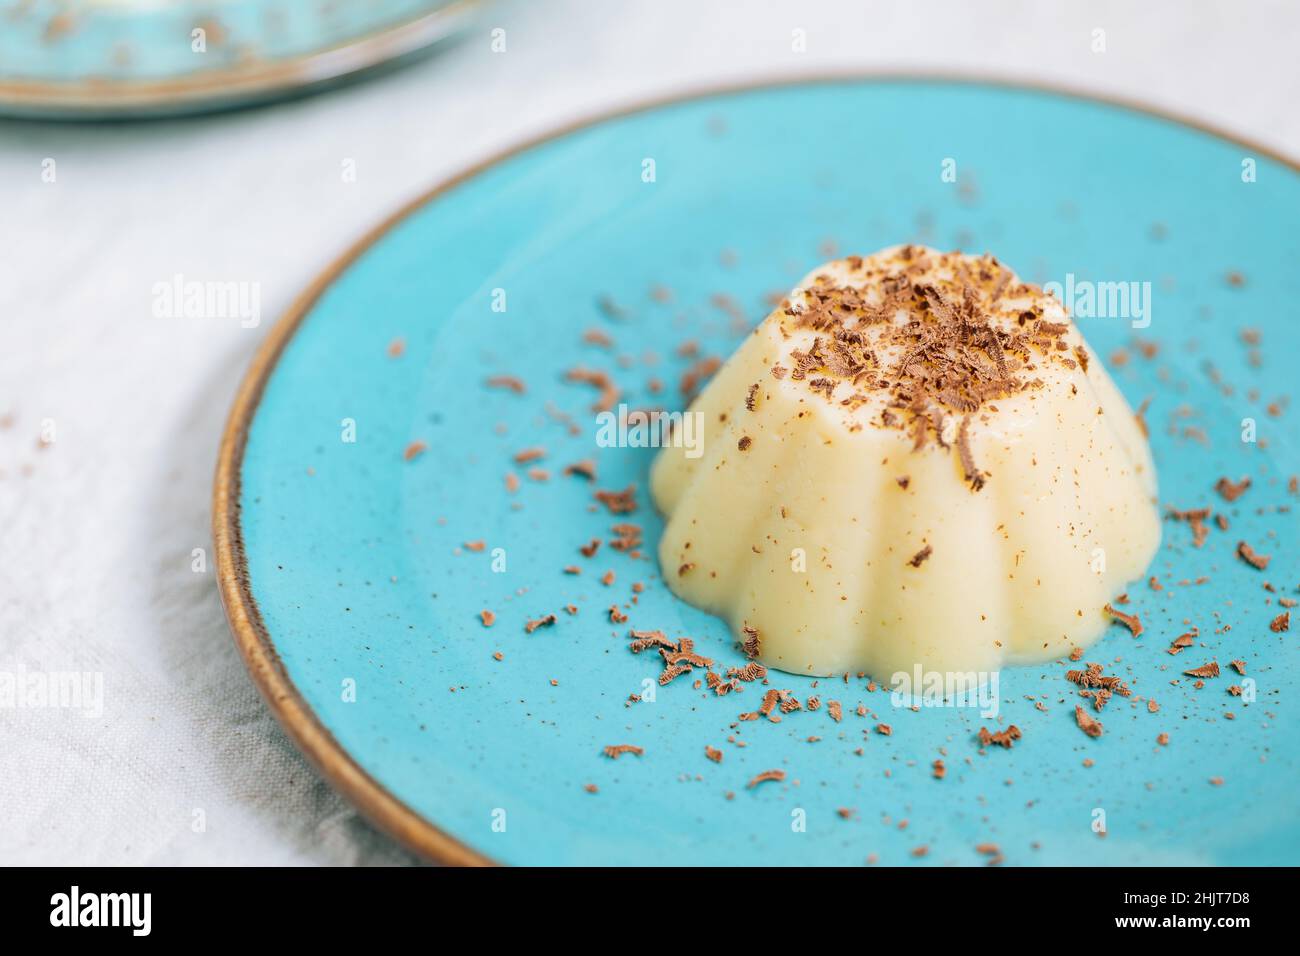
[741,625,761,659]
[705,746,723,763]
[1167,629,1197,655]
[1270,611,1290,632]
[1183,661,1220,679]
[907,544,933,568]
[479,609,496,627]
[727,661,767,682]
[628,629,674,653]
[1066,662,1130,697]
[658,663,692,686]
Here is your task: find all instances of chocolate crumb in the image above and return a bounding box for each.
[977,725,1022,749]
[602,744,643,759]
[1103,603,1143,637]
[563,459,597,481]
[680,357,722,398]
[746,769,786,789]
[485,375,526,394]
[564,367,620,412]
[1237,541,1270,570]
[1214,476,1252,502]
[956,416,986,491]
[524,614,557,634]
[594,484,638,514]
[1074,705,1103,738]
[1168,508,1212,548]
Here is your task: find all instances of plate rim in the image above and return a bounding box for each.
[0,0,483,119]
[211,71,1300,867]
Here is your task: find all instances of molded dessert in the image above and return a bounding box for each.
[651,246,1160,678]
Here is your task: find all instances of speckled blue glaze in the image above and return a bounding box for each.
[238,80,1300,866]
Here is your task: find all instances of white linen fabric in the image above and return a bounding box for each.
[1,0,1294,865]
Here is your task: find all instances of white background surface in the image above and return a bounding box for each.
[2,0,1297,865]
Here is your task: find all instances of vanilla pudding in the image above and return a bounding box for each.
[651,246,1160,678]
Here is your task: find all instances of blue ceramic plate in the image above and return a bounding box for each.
[215,77,1300,866]
[0,0,483,119]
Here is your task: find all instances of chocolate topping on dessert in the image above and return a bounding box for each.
[769,249,1082,487]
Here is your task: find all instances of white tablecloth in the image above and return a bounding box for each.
[2,0,1296,865]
